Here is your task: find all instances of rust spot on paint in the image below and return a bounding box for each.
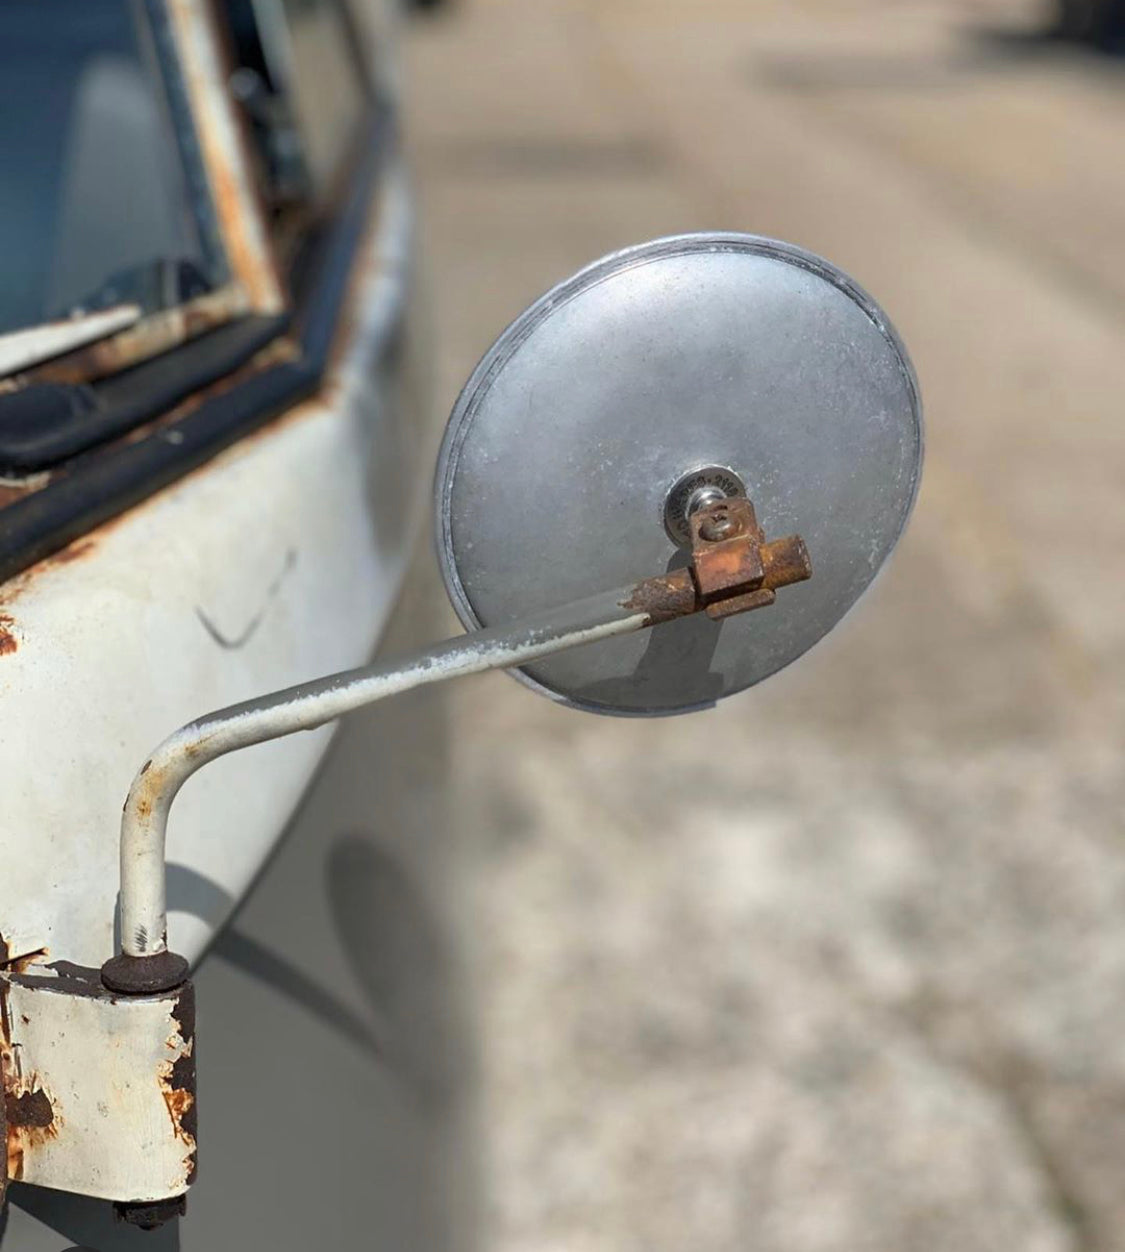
[158,982,197,1181]
[5,948,48,975]
[6,1087,53,1128]
[2,977,60,1181]
[3,1080,59,1181]
[0,612,16,654]
[50,537,97,565]
[161,1086,195,1141]
[0,510,134,606]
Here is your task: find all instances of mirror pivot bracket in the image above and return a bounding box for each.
[689,498,812,621]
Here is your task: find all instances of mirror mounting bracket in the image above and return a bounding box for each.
[690,497,811,620]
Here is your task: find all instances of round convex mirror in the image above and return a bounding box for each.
[435,233,922,716]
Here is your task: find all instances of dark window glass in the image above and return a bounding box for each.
[0,1,228,337]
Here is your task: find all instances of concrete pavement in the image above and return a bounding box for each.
[403,3,1125,1248]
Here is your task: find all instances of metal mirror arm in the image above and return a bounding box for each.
[100,497,811,995]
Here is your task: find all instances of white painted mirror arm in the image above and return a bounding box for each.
[100,496,811,996]
[99,577,682,994]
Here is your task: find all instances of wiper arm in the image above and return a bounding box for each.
[0,304,141,378]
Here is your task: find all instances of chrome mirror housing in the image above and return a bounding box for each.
[436,233,921,715]
[106,230,922,989]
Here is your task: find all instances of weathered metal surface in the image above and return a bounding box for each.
[0,159,415,970]
[619,569,697,624]
[101,950,190,996]
[165,0,282,315]
[0,307,141,379]
[688,498,811,621]
[31,286,252,385]
[436,232,922,715]
[760,535,813,593]
[689,497,767,602]
[0,612,16,656]
[0,964,195,1203]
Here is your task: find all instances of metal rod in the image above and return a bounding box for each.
[118,578,687,960]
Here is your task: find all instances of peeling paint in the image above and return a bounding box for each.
[2,970,198,1200]
[4,1081,60,1182]
[160,983,197,1181]
[0,989,58,1183]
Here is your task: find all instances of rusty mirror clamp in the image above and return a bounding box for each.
[689,497,811,619]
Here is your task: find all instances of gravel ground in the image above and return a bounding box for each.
[402,2,1125,1248]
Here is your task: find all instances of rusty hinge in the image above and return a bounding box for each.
[1,962,195,1225]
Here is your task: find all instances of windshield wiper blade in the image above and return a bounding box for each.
[0,304,141,378]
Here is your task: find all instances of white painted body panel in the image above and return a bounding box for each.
[0,171,421,972]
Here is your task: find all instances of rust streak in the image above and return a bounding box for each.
[160,983,198,1179]
[620,569,698,624]
[49,537,97,565]
[3,947,49,975]
[165,0,280,310]
[160,1086,195,1143]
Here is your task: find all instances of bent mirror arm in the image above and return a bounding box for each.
[101,497,811,993]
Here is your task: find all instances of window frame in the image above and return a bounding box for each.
[0,0,398,581]
[16,0,286,386]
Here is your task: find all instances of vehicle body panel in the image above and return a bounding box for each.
[0,167,419,972]
[0,3,468,1244]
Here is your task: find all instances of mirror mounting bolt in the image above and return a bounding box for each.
[698,510,739,542]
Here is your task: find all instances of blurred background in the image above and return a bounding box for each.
[398,1,1125,1250]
